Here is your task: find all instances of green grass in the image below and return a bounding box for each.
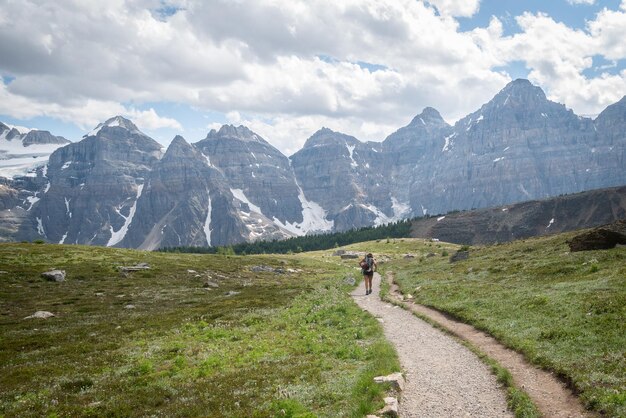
[0,243,399,417]
[377,234,625,417]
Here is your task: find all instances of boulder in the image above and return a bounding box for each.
[24,311,55,319]
[332,249,346,256]
[568,221,626,252]
[41,270,66,282]
[449,250,469,263]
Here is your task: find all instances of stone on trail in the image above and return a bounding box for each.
[41,269,66,282]
[374,372,405,392]
[379,396,399,417]
[24,311,55,319]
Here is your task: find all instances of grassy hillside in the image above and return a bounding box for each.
[335,235,624,417]
[0,243,399,417]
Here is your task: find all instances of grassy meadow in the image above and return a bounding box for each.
[337,235,624,417]
[0,243,399,417]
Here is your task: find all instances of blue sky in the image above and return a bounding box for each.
[1,0,625,154]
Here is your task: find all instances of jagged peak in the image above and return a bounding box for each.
[204,124,267,144]
[409,107,445,127]
[162,135,199,160]
[84,115,145,138]
[495,78,547,103]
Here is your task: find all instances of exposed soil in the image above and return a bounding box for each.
[353,272,596,417]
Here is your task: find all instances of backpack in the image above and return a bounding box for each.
[360,257,373,273]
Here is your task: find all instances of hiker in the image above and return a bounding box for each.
[360,253,377,295]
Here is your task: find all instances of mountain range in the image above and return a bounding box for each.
[0,79,624,248]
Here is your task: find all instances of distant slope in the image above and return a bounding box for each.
[410,185,626,245]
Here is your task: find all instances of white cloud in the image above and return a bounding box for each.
[0,0,625,154]
[427,0,481,17]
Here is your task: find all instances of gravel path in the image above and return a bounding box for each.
[351,273,513,418]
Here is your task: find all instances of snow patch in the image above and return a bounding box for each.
[391,197,411,219]
[61,161,71,170]
[493,157,505,162]
[107,183,144,247]
[64,197,71,218]
[442,133,456,152]
[25,195,40,211]
[36,217,45,236]
[59,232,68,244]
[203,153,212,167]
[541,113,548,118]
[546,218,555,228]
[346,144,358,168]
[203,195,212,246]
[231,188,263,215]
[437,216,445,221]
[273,184,333,235]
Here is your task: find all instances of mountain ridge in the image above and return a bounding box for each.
[0,78,624,248]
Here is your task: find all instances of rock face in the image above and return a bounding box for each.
[24,116,163,245]
[195,125,303,228]
[121,135,249,249]
[0,79,625,248]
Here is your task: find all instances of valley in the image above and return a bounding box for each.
[1,228,624,417]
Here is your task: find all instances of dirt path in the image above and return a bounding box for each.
[351,271,594,417]
[352,273,512,417]
[384,273,594,418]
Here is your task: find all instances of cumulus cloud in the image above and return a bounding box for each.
[0,0,625,153]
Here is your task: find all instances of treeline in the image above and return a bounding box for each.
[159,219,413,255]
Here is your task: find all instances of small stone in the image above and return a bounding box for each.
[187,269,197,273]
[379,396,399,417]
[95,292,105,297]
[224,291,240,297]
[24,311,55,319]
[41,270,66,282]
[203,280,219,288]
[374,372,405,392]
[124,304,135,309]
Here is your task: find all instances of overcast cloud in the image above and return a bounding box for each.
[1,0,625,154]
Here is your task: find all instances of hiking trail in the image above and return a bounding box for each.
[351,272,592,417]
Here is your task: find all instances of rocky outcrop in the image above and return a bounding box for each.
[568,220,626,251]
[22,130,70,146]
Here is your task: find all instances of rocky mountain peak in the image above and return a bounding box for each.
[409,107,447,127]
[303,127,360,148]
[162,135,198,160]
[490,78,547,109]
[85,115,145,138]
[204,124,267,144]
